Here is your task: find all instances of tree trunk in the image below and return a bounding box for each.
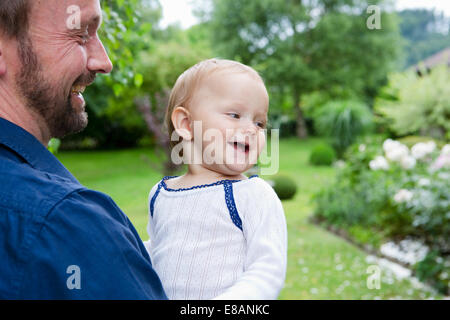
[294,91,308,139]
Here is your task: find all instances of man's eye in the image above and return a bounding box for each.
[79,31,90,44]
[256,122,266,128]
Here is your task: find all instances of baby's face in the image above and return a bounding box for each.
[188,71,269,176]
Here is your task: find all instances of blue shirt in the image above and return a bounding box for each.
[0,118,167,300]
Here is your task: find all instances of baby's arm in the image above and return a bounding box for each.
[213,181,287,300]
[143,182,161,257]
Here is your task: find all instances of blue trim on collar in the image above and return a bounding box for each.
[160,174,258,192]
[149,182,163,218]
[150,175,247,231]
[0,117,79,183]
[223,181,243,231]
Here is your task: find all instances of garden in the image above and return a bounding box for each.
[55,0,449,299]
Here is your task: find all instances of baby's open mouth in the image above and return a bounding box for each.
[229,141,250,153]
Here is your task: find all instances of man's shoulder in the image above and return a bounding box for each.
[0,155,84,216]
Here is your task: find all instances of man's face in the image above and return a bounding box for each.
[16,0,112,138]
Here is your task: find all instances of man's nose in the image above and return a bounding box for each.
[87,36,113,74]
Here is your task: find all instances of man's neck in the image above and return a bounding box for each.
[0,90,50,147]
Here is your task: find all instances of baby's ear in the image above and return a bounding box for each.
[171,106,193,141]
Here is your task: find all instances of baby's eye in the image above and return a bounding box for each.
[256,122,266,129]
[228,113,240,119]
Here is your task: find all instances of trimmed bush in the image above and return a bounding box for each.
[309,144,336,166]
[268,175,297,200]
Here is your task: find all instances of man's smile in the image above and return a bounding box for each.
[71,84,86,95]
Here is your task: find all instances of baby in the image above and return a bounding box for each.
[145,58,287,300]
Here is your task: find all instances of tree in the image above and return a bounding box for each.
[62,1,214,151]
[57,0,156,149]
[132,24,212,173]
[207,0,400,138]
[398,9,450,68]
[84,0,156,115]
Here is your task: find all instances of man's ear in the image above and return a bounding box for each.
[171,106,193,141]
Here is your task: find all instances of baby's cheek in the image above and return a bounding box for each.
[257,131,266,153]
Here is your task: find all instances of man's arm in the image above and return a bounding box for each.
[19,189,167,300]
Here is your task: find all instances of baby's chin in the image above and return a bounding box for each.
[223,163,253,176]
[207,164,252,176]
[193,143,260,176]
[202,161,256,178]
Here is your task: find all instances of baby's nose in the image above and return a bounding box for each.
[242,121,257,135]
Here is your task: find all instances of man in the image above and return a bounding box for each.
[0,0,167,299]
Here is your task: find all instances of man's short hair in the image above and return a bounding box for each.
[0,0,30,39]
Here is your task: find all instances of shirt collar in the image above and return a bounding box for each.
[0,117,79,183]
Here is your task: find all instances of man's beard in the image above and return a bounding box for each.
[15,36,94,139]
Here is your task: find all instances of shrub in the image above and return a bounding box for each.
[397,135,446,149]
[268,175,297,200]
[48,138,61,154]
[314,100,374,157]
[414,250,449,295]
[268,114,297,138]
[375,66,450,140]
[309,144,336,166]
[313,137,450,294]
[313,169,390,228]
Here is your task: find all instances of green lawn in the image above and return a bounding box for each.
[57,137,441,299]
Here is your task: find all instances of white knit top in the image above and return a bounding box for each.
[144,175,287,300]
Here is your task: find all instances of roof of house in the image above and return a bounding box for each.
[415,47,450,70]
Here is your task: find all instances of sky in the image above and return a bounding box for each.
[158,0,450,29]
[158,0,198,29]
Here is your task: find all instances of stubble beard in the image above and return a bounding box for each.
[15,35,89,139]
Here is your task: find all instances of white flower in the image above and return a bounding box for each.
[399,155,416,170]
[441,144,450,156]
[430,154,450,171]
[417,178,430,187]
[383,139,400,153]
[385,144,409,162]
[369,156,389,170]
[438,172,450,181]
[411,141,436,159]
[359,144,366,152]
[394,189,413,203]
[426,141,436,151]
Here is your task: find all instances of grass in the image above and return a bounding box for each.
[57,137,442,299]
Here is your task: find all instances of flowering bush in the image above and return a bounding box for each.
[313,136,450,294]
